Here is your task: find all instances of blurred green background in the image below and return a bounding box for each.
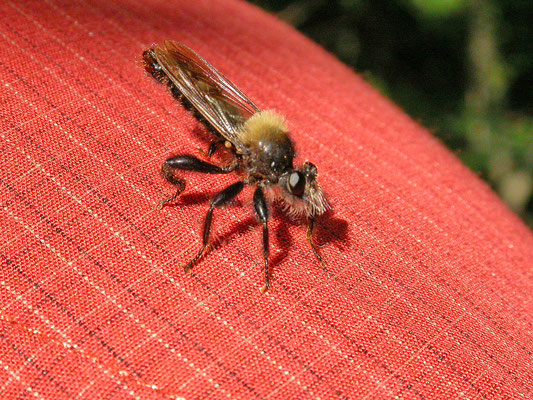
[249,0,533,227]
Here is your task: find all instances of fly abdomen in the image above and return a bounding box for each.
[143,49,167,83]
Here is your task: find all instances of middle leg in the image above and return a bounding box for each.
[253,186,271,293]
[183,181,245,272]
[197,139,225,159]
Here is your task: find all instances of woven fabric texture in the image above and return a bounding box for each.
[1,0,532,399]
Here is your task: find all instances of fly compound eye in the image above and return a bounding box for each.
[288,171,305,197]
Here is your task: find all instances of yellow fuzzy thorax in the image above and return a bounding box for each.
[239,110,289,145]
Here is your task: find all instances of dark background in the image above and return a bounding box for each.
[249,0,533,227]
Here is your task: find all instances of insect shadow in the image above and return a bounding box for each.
[164,187,347,271]
[271,207,350,263]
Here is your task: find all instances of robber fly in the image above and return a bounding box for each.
[143,41,328,292]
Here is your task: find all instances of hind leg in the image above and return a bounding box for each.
[158,173,186,210]
[158,154,236,209]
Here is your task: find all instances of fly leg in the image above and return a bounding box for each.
[197,139,225,158]
[183,181,245,272]
[253,186,271,293]
[158,155,236,209]
[307,217,326,265]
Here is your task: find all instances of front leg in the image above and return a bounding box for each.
[307,217,326,265]
[253,186,271,293]
[158,154,236,209]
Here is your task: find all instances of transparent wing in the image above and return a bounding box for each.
[154,40,260,151]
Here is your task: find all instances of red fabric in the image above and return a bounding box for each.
[1,0,532,399]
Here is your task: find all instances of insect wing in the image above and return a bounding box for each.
[154,40,260,151]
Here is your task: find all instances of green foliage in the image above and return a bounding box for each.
[250,0,533,227]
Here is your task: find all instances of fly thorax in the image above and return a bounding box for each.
[240,110,295,177]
